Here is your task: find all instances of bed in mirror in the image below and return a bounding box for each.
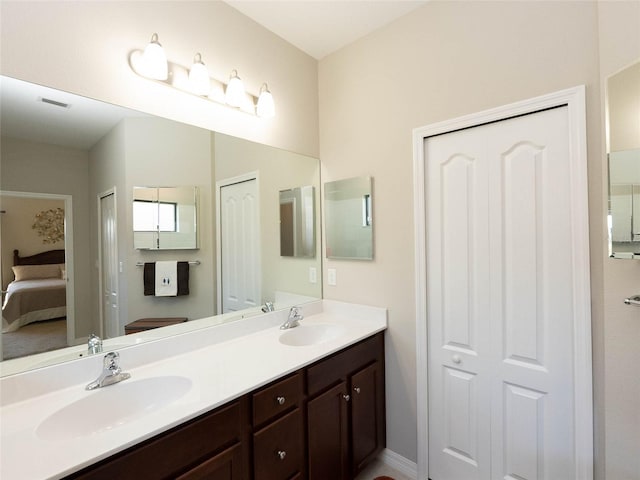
[0,75,322,376]
[607,60,640,258]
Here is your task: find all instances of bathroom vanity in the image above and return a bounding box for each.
[0,300,386,480]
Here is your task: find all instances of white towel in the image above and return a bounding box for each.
[155,261,178,296]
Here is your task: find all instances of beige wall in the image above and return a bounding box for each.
[123,118,214,328]
[598,2,640,479]
[214,132,321,304]
[318,1,639,478]
[0,1,319,158]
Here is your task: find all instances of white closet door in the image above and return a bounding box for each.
[100,192,119,338]
[427,106,578,480]
[220,179,260,313]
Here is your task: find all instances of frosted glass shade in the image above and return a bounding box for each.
[257,88,275,118]
[225,70,245,107]
[142,35,168,80]
[188,55,210,96]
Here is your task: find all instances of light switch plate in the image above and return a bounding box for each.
[327,268,337,286]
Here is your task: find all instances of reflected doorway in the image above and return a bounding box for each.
[98,189,119,338]
[0,191,75,359]
[217,174,261,313]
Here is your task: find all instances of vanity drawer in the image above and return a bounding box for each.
[252,372,303,427]
[253,408,304,480]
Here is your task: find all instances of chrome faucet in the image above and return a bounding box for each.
[280,306,303,330]
[87,333,103,355]
[86,352,131,390]
[262,301,275,313]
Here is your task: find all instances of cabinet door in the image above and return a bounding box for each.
[307,382,350,480]
[351,362,385,474]
[176,443,243,480]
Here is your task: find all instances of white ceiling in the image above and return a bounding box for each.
[224,0,428,59]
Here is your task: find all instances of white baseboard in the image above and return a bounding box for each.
[380,448,418,479]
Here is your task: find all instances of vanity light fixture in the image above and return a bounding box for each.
[225,69,245,108]
[188,53,210,96]
[256,83,275,118]
[129,34,274,118]
[141,33,168,80]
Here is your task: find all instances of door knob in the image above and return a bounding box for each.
[452,354,461,364]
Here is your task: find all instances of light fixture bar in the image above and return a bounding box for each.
[129,38,274,118]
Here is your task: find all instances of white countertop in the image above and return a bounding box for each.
[0,300,386,480]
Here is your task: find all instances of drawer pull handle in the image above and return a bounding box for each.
[343,394,351,402]
[276,396,286,405]
[277,450,287,460]
[354,387,361,394]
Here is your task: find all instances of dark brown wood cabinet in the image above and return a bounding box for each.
[252,372,305,480]
[66,399,250,480]
[307,382,350,480]
[63,332,384,480]
[306,333,386,480]
[350,361,385,473]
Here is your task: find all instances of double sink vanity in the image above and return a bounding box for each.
[0,300,387,480]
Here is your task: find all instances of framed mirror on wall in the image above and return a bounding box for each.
[0,75,322,376]
[324,176,373,260]
[607,60,640,258]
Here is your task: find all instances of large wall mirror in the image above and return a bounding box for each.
[607,60,640,258]
[0,75,322,375]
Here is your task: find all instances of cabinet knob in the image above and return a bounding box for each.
[276,450,286,461]
[343,394,351,402]
[276,396,286,405]
[452,354,461,364]
[353,387,361,394]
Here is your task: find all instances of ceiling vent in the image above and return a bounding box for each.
[38,97,71,109]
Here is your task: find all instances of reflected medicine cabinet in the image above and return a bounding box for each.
[133,186,198,250]
[324,176,373,260]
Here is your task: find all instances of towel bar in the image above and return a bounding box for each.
[623,295,640,306]
[136,261,201,267]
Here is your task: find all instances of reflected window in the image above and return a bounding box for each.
[133,200,177,232]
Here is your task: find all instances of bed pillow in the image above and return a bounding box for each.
[12,264,62,281]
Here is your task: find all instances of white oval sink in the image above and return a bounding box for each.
[279,323,345,347]
[36,375,192,441]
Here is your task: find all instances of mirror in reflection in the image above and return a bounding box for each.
[607,60,640,258]
[279,186,316,258]
[0,75,321,374]
[133,186,199,250]
[324,176,373,260]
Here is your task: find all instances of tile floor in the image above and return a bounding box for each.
[354,458,414,480]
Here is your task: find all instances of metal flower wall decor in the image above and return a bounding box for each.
[32,208,65,244]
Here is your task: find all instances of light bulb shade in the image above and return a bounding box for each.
[257,85,275,118]
[225,70,245,107]
[142,33,168,80]
[189,54,210,96]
